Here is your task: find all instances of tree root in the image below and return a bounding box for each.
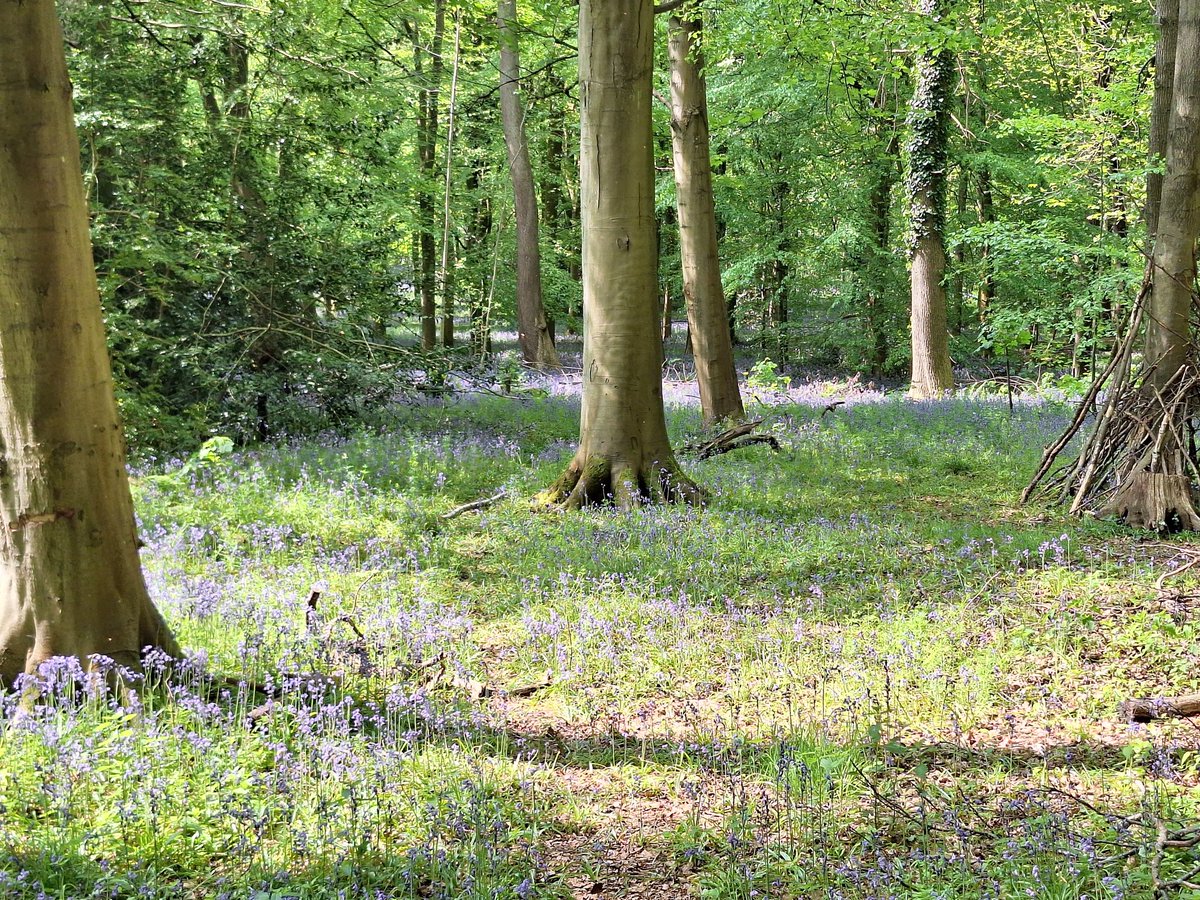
[537,454,704,510]
[1100,472,1200,532]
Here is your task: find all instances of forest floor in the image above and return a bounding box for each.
[4,369,1200,899]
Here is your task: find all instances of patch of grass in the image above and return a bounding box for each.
[5,393,1200,898]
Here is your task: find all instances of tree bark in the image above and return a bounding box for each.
[1145,0,1200,392]
[415,2,445,351]
[668,14,744,424]
[499,0,560,370]
[906,0,956,399]
[1099,0,1200,531]
[465,162,494,358]
[858,82,900,379]
[439,13,461,349]
[1148,0,1181,241]
[540,0,700,510]
[0,0,178,684]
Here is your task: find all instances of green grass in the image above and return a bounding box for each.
[4,393,1200,898]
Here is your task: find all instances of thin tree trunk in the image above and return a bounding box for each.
[952,166,968,333]
[540,0,700,510]
[907,0,956,399]
[498,0,560,369]
[439,13,461,348]
[668,14,744,423]
[0,0,178,684]
[415,2,445,350]
[662,285,673,343]
[859,90,900,379]
[466,163,494,359]
[221,29,280,440]
[977,166,995,324]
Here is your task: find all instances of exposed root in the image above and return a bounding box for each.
[537,454,704,511]
[1100,472,1200,532]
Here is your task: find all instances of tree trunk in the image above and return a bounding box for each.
[1145,1,1199,392]
[976,166,996,324]
[0,0,178,684]
[466,163,494,359]
[439,13,461,349]
[1100,0,1200,531]
[668,14,744,424]
[974,0,996,333]
[951,167,968,334]
[1148,0,1181,241]
[861,118,900,379]
[540,0,700,510]
[415,2,445,351]
[906,0,956,399]
[498,0,560,370]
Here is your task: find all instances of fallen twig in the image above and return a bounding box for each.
[442,490,508,520]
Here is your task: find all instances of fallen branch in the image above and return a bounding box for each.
[821,400,846,417]
[680,419,782,459]
[442,490,508,520]
[1120,692,1200,722]
[426,666,554,701]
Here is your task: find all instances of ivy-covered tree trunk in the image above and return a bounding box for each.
[498,0,560,370]
[0,0,178,684]
[906,0,955,399]
[540,0,700,510]
[667,13,743,424]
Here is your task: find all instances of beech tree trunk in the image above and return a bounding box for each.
[906,0,956,399]
[0,0,178,684]
[540,0,700,510]
[498,0,559,369]
[1148,0,1181,241]
[1101,0,1200,531]
[668,14,744,424]
[1145,1,1198,391]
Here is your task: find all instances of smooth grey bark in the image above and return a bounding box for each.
[0,0,178,684]
[1145,0,1200,392]
[1148,0,1181,241]
[906,0,956,399]
[541,0,700,509]
[498,0,560,369]
[1101,0,1200,530]
[668,14,743,424]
